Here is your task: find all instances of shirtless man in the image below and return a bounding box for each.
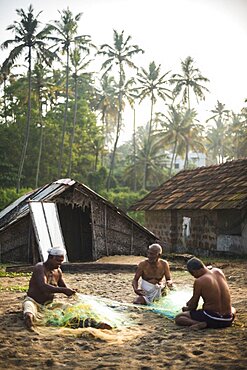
[132,243,173,305]
[175,257,235,330]
[23,247,76,330]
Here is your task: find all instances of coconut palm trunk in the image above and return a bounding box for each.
[68,72,78,178]
[35,87,44,188]
[143,94,154,189]
[17,47,32,192]
[58,49,69,178]
[106,89,123,191]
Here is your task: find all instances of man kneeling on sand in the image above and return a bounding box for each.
[175,257,236,330]
[23,247,76,330]
[132,243,173,305]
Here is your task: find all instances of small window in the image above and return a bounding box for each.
[174,163,179,169]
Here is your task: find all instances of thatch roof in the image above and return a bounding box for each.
[0,178,156,238]
[129,159,247,211]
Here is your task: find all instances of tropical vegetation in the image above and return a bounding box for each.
[0,5,246,217]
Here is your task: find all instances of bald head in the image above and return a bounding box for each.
[149,243,162,255]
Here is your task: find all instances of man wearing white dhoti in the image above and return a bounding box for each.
[23,247,76,330]
[132,244,173,305]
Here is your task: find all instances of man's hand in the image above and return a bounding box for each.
[62,287,76,297]
[166,280,173,288]
[135,288,145,296]
[182,306,190,312]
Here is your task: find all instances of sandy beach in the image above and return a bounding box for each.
[0,256,246,370]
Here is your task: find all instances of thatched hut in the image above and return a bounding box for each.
[0,179,157,264]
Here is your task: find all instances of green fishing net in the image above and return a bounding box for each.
[43,294,131,329]
[42,287,198,329]
[148,287,194,318]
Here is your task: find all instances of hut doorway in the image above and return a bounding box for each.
[58,204,93,262]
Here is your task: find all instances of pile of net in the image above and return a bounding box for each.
[43,293,131,330]
[42,287,198,329]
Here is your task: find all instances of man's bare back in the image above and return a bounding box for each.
[175,257,235,330]
[194,268,232,314]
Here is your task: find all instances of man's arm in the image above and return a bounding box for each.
[132,263,145,296]
[33,265,75,296]
[163,260,173,287]
[183,279,201,311]
[57,269,67,288]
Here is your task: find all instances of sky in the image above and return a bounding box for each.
[0,0,247,142]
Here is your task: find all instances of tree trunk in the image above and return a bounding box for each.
[35,87,44,188]
[17,47,32,192]
[58,48,69,178]
[143,96,154,189]
[169,136,178,177]
[68,73,78,178]
[106,92,122,191]
[133,107,137,192]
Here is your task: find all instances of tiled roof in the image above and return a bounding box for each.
[129,159,247,211]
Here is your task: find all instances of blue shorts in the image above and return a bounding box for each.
[190,309,234,329]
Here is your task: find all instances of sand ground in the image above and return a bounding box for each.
[0,256,246,370]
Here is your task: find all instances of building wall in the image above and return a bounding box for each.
[0,217,32,263]
[145,211,174,252]
[145,209,218,255]
[145,208,247,256]
[93,201,155,260]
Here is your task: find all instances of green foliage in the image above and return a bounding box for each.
[0,285,28,292]
[0,265,31,291]
[127,210,146,225]
[100,187,148,213]
[0,187,32,211]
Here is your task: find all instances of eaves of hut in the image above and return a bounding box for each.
[0,179,158,264]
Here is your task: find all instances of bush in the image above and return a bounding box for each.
[0,187,32,211]
[99,188,147,226]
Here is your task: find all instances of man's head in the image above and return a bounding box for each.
[187,257,204,277]
[47,247,66,267]
[147,243,162,263]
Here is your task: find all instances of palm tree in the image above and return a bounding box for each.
[48,8,92,178]
[125,125,169,190]
[134,61,171,187]
[0,62,11,124]
[32,62,53,188]
[206,101,229,162]
[67,47,91,177]
[171,56,209,109]
[98,29,144,190]
[96,75,119,159]
[154,105,201,174]
[1,5,53,191]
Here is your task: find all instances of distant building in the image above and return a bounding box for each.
[130,159,247,256]
[173,152,206,171]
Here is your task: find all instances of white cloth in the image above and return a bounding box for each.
[141,279,164,304]
[23,296,43,321]
[48,247,66,256]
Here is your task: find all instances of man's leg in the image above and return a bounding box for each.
[23,298,38,331]
[24,312,34,330]
[133,296,147,305]
[175,312,207,330]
